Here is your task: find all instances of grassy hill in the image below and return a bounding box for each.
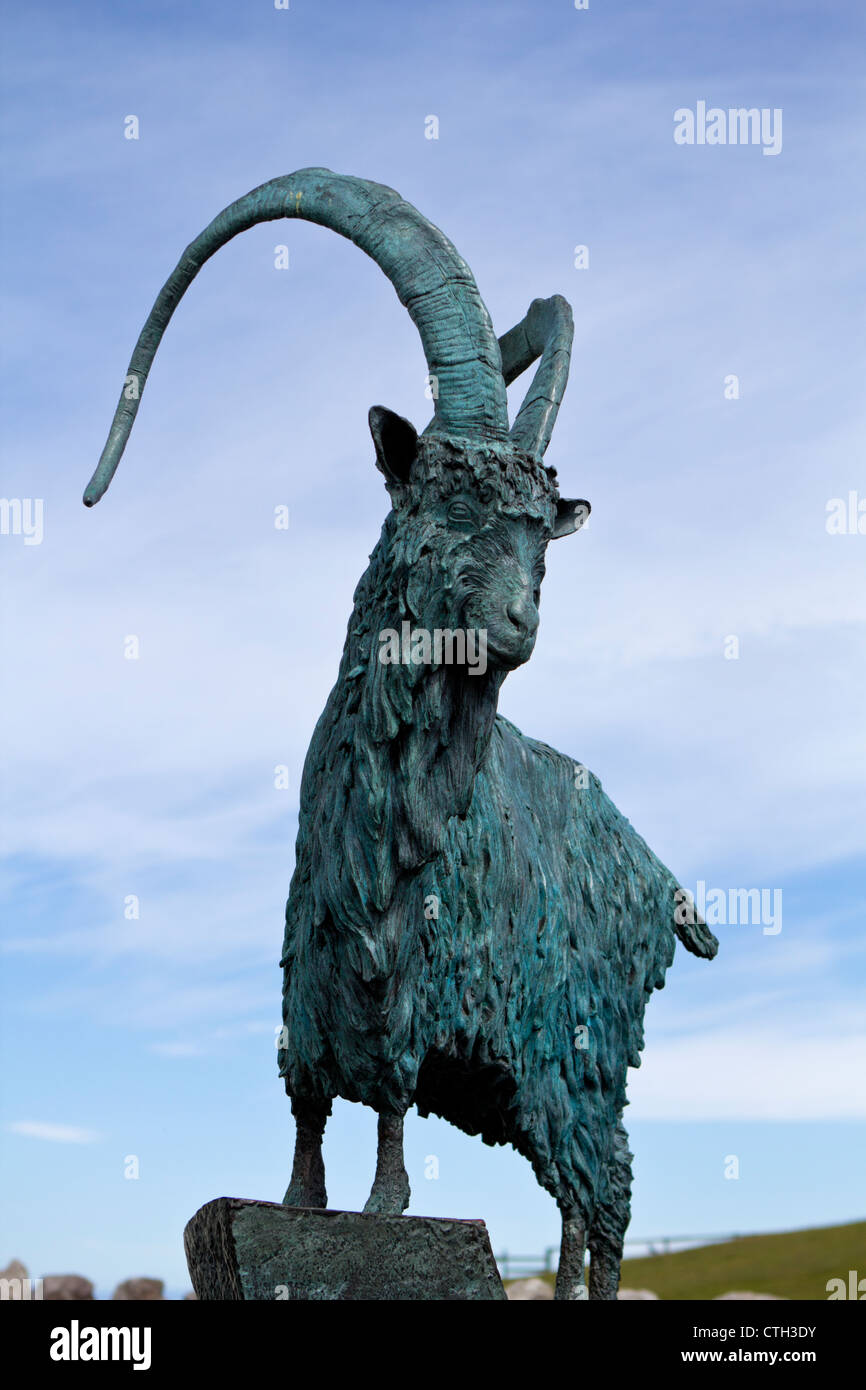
[516,1221,865,1299]
[617,1220,865,1300]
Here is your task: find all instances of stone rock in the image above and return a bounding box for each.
[714,1291,788,1300]
[113,1277,164,1300]
[617,1287,660,1299]
[42,1274,95,1301]
[506,1277,554,1300]
[184,1198,506,1301]
[0,1260,34,1299]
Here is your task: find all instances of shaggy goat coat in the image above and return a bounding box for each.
[279,444,716,1226]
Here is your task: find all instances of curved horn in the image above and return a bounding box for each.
[500,295,573,460]
[83,168,509,505]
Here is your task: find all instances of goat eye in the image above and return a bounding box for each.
[447,501,475,524]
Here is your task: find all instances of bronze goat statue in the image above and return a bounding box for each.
[85,169,717,1299]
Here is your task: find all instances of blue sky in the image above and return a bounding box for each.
[1,0,864,1292]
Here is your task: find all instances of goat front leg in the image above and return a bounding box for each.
[283,1096,330,1208]
[363,1110,410,1215]
[555,1207,588,1301]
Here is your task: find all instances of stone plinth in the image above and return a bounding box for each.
[184,1198,506,1301]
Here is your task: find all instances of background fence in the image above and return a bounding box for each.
[495,1232,746,1280]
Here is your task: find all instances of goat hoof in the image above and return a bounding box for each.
[362,1179,410,1216]
[554,1279,589,1301]
[283,1181,327,1209]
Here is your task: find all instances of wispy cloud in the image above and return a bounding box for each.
[628,1027,866,1121]
[148,1040,207,1059]
[7,1120,101,1144]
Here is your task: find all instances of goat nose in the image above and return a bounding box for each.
[506,596,539,637]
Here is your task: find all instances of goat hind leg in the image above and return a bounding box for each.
[554,1207,588,1301]
[588,1232,622,1300]
[363,1111,410,1215]
[283,1096,330,1208]
[588,1118,633,1300]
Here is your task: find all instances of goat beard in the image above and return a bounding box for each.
[380,659,503,874]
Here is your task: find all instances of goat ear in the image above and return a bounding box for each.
[369,406,419,484]
[552,497,591,538]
